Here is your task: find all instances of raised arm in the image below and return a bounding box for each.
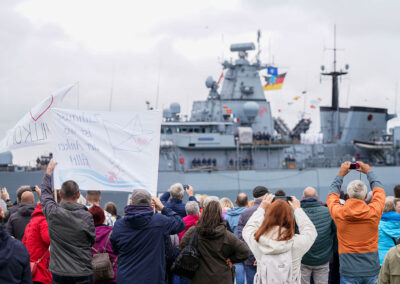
[327,162,350,218]
[40,160,58,217]
[242,195,273,261]
[160,191,170,204]
[153,197,185,235]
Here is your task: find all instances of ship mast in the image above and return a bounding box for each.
[321,25,348,141]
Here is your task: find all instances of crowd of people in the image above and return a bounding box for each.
[1,159,400,283]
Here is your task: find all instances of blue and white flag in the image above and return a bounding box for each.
[267,66,278,76]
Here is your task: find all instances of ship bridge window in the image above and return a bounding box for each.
[194,128,199,133]
[188,128,193,133]
[161,128,164,134]
[176,127,180,133]
[181,128,187,133]
[166,128,172,134]
[201,128,206,133]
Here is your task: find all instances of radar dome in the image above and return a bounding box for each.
[205,76,216,89]
[170,102,181,114]
[163,108,172,118]
[243,101,259,119]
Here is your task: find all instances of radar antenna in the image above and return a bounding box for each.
[320,25,349,141]
[256,30,261,63]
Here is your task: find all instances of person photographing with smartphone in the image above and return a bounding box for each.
[160,183,200,218]
[326,161,385,283]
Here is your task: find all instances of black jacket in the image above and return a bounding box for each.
[6,202,35,240]
[41,174,95,277]
[0,224,32,284]
[180,224,249,284]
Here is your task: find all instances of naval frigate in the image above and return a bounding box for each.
[1,32,400,209]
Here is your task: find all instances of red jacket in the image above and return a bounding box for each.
[178,215,199,242]
[22,203,51,284]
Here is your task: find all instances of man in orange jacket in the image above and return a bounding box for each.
[327,161,385,284]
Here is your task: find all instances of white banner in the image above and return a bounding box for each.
[0,84,76,152]
[50,108,161,195]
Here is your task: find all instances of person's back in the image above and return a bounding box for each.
[22,203,52,284]
[6,191,35,240]
[40,160,96,282]
[378,199,400,266]
[378,244,400,284]
[327,161,385,282]
[179,201,249,284]
[110,189,185,284]
[225,193,248,237]
[243,196,317,284]
[237,186,269,284]
[299,187,336,284]
[89,205,117,283]
[0,223,32,284]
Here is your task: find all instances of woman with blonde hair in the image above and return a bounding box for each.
[220,197,234,218]
[243,195,317,283]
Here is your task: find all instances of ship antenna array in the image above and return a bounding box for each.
[320,25,349,142]
[256,30,261,63]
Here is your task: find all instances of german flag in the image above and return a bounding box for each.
[263,73,287,91]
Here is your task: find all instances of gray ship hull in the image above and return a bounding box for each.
[1,167,398,213]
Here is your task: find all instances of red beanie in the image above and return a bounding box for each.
[89,205,105,226]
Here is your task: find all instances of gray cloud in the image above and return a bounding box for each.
[2,0,400,165]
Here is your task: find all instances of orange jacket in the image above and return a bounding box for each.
[327,187,385,254]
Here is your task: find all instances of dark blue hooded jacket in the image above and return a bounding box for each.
[160,192,199,218]
[110,205,185,284]
[0,224,32,284]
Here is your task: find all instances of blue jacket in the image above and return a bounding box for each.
[224,206,247,237]
[160,192,198,218]
[379,211,400,265]
[0,224,32,284]
[110,205,185,284]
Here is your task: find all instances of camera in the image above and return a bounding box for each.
[273,196,293,203]
[183,184,189,190]
[349,163,360,170]
[30,186,36,192]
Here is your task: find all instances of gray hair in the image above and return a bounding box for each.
[384,196,395,212]
[347,180,367,200]
[131,189,152,206]
[185,201,200,216]
[203,196,219,209]
[169,183,184,199]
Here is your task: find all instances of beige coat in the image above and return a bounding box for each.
[379,245,400,284]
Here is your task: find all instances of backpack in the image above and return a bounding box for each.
[91,231,117,282]
[171,228,201,279]
[255,249,293,284]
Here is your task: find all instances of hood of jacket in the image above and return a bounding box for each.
[94,225,113,246]
[17,202,36,217]
[59,201,88,212]
[199,223,227,239]
[226,206,247,217]
[340,198,374,221]
[31,203,44,217]
[256,226,294,255]
[380,211,400,238]
[124,205,154,229]
[183,215,199,228]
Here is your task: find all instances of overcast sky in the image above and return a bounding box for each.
[2,0,400,162]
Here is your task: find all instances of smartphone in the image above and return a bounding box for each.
[273,196,293,202]
[30,186,36,192]
[183,184,189,190]
[349,163,360,170]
